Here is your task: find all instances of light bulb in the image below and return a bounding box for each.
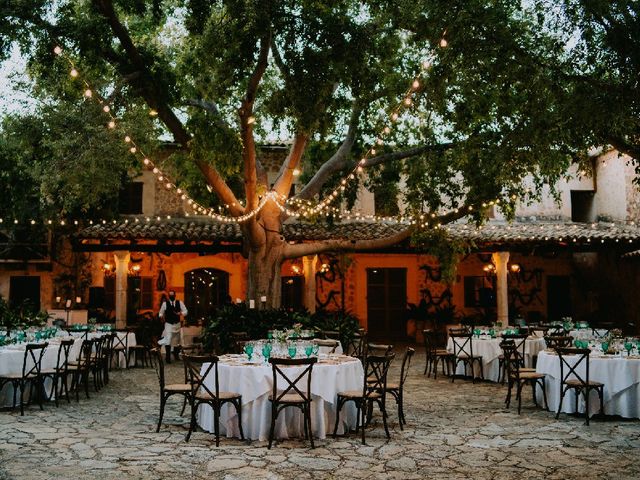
[54,46,63,55]
[84,89,92,97]
[439,38,448,48]
[412,80,420,90]
[70,69,78,78]
[108,121,116,129]
[124,136,131,143]
[103,105,110,112]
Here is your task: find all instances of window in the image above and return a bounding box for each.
[281,276,303,311]
[9,276,40,311]
[570,190,595,223]
[463,276,496,308]
[119,182,144,214]
[103,275,153,311]
[184,268,230,321]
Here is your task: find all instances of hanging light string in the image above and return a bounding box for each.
[53,46,273,224]
[282,57,436,217]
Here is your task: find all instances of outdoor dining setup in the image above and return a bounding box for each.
[424,319,640,425]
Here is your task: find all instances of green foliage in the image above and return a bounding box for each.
[0,296,50,333]
[410,228,471,283]
[200,304,360,353]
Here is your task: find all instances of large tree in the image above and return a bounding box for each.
[1,0,634,306]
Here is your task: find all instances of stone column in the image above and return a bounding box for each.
[302,255,317,313]
[113,250,130,329]
[492,251,510,327]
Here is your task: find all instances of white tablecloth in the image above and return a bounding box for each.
[536,350,640,418]
[68,331,137,367]
[447,337,547,382]
[197,355,363,441]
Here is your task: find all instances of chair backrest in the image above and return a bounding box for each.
[321,330,341,341]
[112,330,130,350]
[182,354,220,399]
[345,332,366,358]
[399,347,415,388]
[423,329,446,354]
[450,333,474,359]
[229,331,248,354]
[591,328,610,339]
[151,347,166,390]
[76,339,94,368]
[367,343,393,357]
[544,335,573,350]
[529,326,548,338]
[313,339,339,354]
[269,357,317,403]
[499,340,522,379]
[363,354,395,398]
[21,343,48,378]
[449,326,470,336]
[547,325,567,336]
[502,333,528,365]
[55,339,75,371]
[556,347,591,387]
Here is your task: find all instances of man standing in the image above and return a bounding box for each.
[158,290,188,363]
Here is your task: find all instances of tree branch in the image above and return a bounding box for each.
[185,98,232,131]
[271,42,290,79]
[239,32,272,211]
[283,227,412,259]
[608,135,640,161]
[364,143,456,168]
[92,0,191,146]
[297,103,362,200]
[273,134,308,198]
[194,160,244,216]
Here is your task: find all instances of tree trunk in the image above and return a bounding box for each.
[245,210,284,309]
[247,247,283,309]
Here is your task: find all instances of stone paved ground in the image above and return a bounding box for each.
[1,349,640,480]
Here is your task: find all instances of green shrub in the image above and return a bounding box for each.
[201,305,361,353]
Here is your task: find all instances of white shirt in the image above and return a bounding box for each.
[159,299,188,318]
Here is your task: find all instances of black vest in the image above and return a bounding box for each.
[165,300,181,324]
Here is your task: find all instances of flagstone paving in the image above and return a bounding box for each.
[1,349,639,480]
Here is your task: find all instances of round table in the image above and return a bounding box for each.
[197,354,363,441]
[447,336,547,382]
[536,350,640,418]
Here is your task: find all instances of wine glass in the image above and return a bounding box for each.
[304,344,313,358]
[244,343,254,361]
[601,341,609,354]
[312,344,319,357]
[288,344,297,359]
[624,339,633,356]
[261,343,271,362]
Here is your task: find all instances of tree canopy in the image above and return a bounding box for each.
[0,1,638,299]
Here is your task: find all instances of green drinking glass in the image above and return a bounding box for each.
[601,342,609,354]
[288,345,297,359]
[244,343,254,361]
[305,345,313,358]
[262,344,271,362]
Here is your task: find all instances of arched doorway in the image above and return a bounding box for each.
[184,268,230,321]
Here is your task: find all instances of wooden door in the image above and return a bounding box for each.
[366,268,407,340]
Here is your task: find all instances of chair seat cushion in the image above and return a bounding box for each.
[517,371,545,380]
[164,383,191,392]
[195,390,241,401]
[566,379,604,387]
[456,354,482,360]
[268,393,307,403]
[435,350,452,356]
[338,390,382,399]
[386,382,400,390]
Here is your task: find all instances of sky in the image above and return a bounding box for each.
[0,45,32,117]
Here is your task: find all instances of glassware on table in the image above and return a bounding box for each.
[601,341,609,354]
[288,344,297,359]
[304,344,313,358]
[262,343,272,362]
[624,339,633,356]
[473,328,481,338]
[244,342,254,361]
[312,344,319,356]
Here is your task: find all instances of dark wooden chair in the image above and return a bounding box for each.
[129,325,155,368]
[367,343,394,356]
[498,334,535,383]
[0,343,48,415]
[229,331,249,354]
[151,348,192,432]
[313,339,339,354]
[267,357,318,449]
[345,332,367,358]
[423,329,452,379]
[502,342,548,414]
[450,333,484,383]
[69,339,94,401]
[183,354,244,445]
[544,335,573,350]
[41,338,75,406]
[333,353,395,445]
[555,348,605,426]
[385,347,414,429]
[110,330,131,369]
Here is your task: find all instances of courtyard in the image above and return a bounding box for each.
[1,350,639,480]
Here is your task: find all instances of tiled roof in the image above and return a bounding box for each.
[76,217,640,247]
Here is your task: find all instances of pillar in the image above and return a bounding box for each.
[113,250,130,329]
[492,251,510,327]
[302,255,317,313]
